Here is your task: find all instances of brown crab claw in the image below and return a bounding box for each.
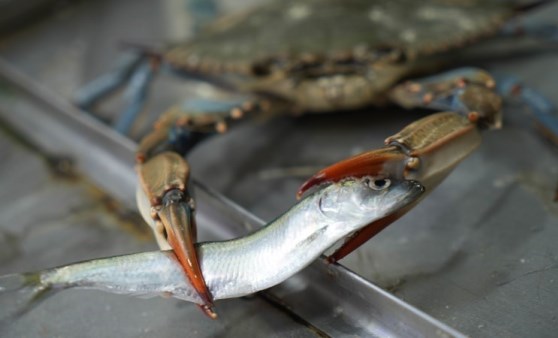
[296,146,406,199]
[158,190,216,319]
[328,206,411,263]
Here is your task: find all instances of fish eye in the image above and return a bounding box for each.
[363,177,391,190]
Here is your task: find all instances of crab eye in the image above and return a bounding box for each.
[364,177,391,190]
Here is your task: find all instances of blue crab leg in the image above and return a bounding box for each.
[390,67,558,143]
[389,67,503,129]
[74,53,143,112]
[494,74,558,145]
[187,0,219,33]
[113,60,158,134]
[500,21,558,42]
[500,0,558,43]
[137,97,264,161]
[135,97,263,317]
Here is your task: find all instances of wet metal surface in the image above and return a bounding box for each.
[0,1,557,337]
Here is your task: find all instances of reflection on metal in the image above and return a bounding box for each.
[0,57,465,337]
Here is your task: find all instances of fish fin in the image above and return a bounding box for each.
[0,273,58,322]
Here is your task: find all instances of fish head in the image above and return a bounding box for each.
[318,176,424,232]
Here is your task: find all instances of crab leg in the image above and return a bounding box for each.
[389,67,503,129]
[137,97,267,160]
[390,67,558,145]
[135,99,269,317]
[113,60,158,134]
[500,0,558,42]
[298,112,484,262]
[493,74,558,146]
[74,53,144,112]
[187,0,219,33]
[500,20,558,42]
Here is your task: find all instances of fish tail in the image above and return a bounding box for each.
[0,272,58,321]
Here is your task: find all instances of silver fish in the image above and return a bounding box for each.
[0,177,423,316]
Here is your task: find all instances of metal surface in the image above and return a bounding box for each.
[0,1,557,337]
[0,55,464,337]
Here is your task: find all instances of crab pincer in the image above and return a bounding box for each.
[136,151,216,318]
[296,147,416,263]
[296,147,407,200]
[297,112,487,262]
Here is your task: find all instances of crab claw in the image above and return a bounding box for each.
[296,146,406,199]
[296,148,410,262]
[300,112,483,262]
[327,207,410,263]
[136,151,215,318]
[157,189,216,318]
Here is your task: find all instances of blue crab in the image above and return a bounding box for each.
[77,0,558,318]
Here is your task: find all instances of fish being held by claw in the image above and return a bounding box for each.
[0,176,423,318]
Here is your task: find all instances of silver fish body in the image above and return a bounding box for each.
[1,177,423,310]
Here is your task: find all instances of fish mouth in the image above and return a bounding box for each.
[366,179,425,214]
[395,180,425,207]
[407,180,426,196]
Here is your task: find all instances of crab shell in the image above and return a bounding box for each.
[164,0,515,112]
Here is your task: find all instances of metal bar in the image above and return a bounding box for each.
[0,57,465,338]
[0,58,138,208]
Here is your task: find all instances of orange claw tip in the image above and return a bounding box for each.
[199,304,218,319]
[168,229,214,306]
[296,172,326,200]
[159,195,214,308]
[327,208,410,263]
